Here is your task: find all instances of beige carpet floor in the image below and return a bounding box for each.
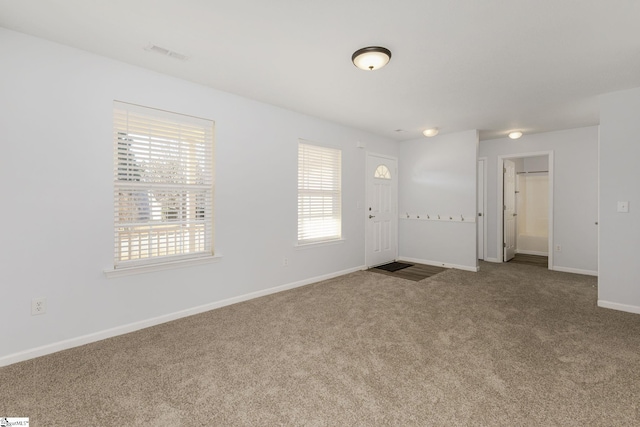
[2,262,640,426]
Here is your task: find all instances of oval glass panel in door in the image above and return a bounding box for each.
[374,164,391,179]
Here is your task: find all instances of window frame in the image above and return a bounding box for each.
[297,140,342,245]
[110,101,215,273]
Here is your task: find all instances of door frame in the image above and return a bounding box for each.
[503,159,517,261]
[496,151,554,269]
[478,157,488,260]
[365,152,399,267]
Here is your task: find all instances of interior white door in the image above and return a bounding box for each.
[477,159,485,260]
[366,154,398,267]
[503,159,516,261]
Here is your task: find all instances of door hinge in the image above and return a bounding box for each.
[503,242,506,248]
[503,205,506,210]
[503,168,506,173]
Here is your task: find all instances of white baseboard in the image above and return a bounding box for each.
[598,300,640,315]
[397,257,479,272]
[551,266,598,277]
[0,266,364,367]
[515,250,549,256]
[483,257,501,263]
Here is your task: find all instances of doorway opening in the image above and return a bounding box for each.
[497,152,553,269]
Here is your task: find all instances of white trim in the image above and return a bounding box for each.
[104,254,223,278]
[551,266,598,276]
[294,238,345,250]
[398,257,479,272]
[597,127,601,303]
[0,265,364,367]
[478,157,488,261]
[597,300,640,315]
[547,153,554,270]
[515,250,549,256]
[483,257,501,263]
[497,151,554,269]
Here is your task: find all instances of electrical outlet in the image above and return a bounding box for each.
[282,257,289,267]
[555,244,562,252]
[32,297,46,315]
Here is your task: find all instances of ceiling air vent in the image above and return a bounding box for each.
[144,44,189,61]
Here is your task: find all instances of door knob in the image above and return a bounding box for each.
[369,215,376,219]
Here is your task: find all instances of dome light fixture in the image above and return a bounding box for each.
[508,131,523,139]
[423,128,439,137]
[352,46,392,71]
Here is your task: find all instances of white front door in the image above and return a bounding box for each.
[503,159,516,261]
[477,159,485,260]
[366,154,398,267]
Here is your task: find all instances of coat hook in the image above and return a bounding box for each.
[427,214,430,219]
[417,215,420,219]
[437,214,440,220]
[461,215,464,221]
[406,212,409,218]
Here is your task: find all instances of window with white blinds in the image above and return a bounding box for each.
[297,141,342,244]
[113,101,214,268]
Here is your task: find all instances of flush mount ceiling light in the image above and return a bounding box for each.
[508,131,523,139]
[352,46,392,71]
[423,128,439,137]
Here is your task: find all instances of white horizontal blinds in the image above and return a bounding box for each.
[298,142,342,243]
[113,101,214,268]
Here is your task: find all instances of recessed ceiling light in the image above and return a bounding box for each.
[508,131,523,139]
[352,46,392,71]
[423,128,439,137]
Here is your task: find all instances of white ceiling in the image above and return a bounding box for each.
[1,0,639,141]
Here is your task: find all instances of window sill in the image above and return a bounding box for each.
[294,239,345,250]
[104,254,223,278]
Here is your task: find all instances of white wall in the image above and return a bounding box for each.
[397,130,478,270]
[523,156,549,172]
[598,87,640,314]
[479,127,598,274]
[0,28,397,363]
